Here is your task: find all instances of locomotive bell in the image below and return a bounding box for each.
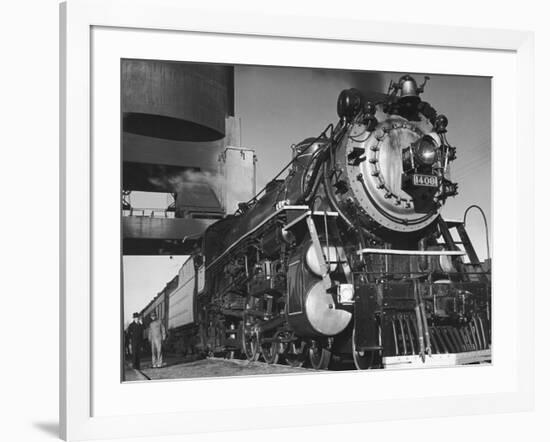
[397,75,421,106]
[400,75,418,98]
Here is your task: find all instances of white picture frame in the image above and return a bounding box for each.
[60,0,534,440]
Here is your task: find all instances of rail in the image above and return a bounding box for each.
[122,208,175,218]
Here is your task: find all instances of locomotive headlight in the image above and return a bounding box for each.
[414,135,438,166]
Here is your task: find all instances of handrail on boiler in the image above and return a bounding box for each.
[356,248,465,256]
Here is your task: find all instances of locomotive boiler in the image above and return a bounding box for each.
[148,75,491,370]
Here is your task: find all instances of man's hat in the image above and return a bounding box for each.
[151,312,157,318]
[132,312,139,318]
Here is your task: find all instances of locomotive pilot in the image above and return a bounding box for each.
[148,312,166,368]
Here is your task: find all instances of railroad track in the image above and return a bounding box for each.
[127,356,315,381]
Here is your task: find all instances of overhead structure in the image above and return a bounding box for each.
[122,59,234,142]
[121,59,255,255]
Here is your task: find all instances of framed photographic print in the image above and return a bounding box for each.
[60,0,534,440]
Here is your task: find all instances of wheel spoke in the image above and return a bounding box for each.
[308,343,331,370]
[260,335,279,364]
[241,315,259,362]
[278,335,305,367]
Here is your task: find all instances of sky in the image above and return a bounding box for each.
[123,65,491,321]
[123,255,188,325]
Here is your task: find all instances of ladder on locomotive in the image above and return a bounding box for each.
[437,217,489,281]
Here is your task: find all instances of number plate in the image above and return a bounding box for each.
[413,174,439,187]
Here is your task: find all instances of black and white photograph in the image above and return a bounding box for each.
[5,0,548,439]
[121,60,492,382]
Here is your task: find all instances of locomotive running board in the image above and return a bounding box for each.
[382,349,491,369]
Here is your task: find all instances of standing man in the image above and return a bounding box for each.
[148,312,166,368]
[123,328,131,360]
[127,312,144,370]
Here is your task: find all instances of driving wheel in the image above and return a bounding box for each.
[308,342,331,370]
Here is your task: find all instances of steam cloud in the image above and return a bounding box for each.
[147,167,254,213]
[148,169,222,195]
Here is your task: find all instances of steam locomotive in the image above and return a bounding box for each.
[142,75,491,370]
